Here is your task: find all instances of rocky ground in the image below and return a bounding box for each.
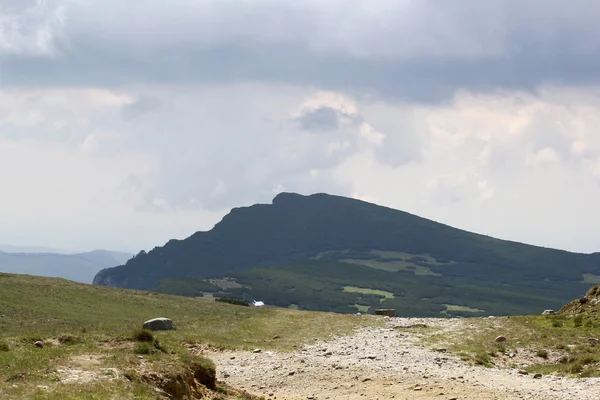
[208,317,600,400]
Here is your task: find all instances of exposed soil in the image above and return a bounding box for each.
[208,317,600,400]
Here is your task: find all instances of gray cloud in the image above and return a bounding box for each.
[121,95,161,121]
[2,1,600,101]
[296,106,342,132]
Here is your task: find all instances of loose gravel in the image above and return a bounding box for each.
[209,317,600,400]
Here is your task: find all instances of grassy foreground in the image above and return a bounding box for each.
[0,273,377,399]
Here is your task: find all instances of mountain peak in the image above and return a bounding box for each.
[272,192,306,204]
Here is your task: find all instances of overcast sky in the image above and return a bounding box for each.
[2,0,600,253]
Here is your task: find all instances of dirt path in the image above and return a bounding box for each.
[209,317,600,400]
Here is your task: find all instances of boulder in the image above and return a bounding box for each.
[542,310,556,315]
[494,335,507,343]
[143,317,175,331]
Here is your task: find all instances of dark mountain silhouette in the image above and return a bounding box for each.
[93,193,600,316]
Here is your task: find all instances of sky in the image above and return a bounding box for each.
[2,0,600,254]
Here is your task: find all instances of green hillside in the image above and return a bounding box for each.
[93,192,600,316]
[0,273,371,399]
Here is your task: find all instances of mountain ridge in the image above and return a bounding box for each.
[93,192,600,316]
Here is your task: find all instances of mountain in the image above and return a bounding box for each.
[0,244,72,254]
[93,192,600,316]
[0,249,133,284]
[74,249,134,267]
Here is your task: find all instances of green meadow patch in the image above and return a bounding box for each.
[343,286,395,303]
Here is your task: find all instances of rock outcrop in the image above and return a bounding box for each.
[557,285,600,318]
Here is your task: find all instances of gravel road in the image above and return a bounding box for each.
[210,317,600,400]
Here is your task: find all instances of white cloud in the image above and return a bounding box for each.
[0,0,69,55]
[4,83,600,252]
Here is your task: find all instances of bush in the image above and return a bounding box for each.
[473,351,492,367]
[573,315,583,328]
[57,334,81,345]
[133,342,152,355]
[552,320,563,328]
[0,340,9,352]
[215,297,249,306]
[132,329,154,342]
[536,349,548,359]
[153,339,167,353]
[585,320,595,328]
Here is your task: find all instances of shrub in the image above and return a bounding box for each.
[0,340,9,352]
[552,320,563,328]
[585,320,595,328]
[559,355,569,364]
[568,362,584,374]
[153,339,167,353]
[573,315,583,328]
[57,334,81,345]
[133,342,152,355]
[536,349,548,359]
[215,297,249,306]
[132,329,154,342]
[473,351,492,367]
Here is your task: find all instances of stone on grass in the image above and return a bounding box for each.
[495,335,507,343]
[142,317,175,331]
[34,340,44,348]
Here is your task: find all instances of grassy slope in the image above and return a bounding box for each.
[0,273,377,399]
[218,260,589,317]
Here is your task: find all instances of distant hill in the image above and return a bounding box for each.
[0,244,72,254]
[0,249,133,284]
[73,249,134,268]
[93,193,600,316]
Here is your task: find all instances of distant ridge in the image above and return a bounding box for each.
[0,249,133,284]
